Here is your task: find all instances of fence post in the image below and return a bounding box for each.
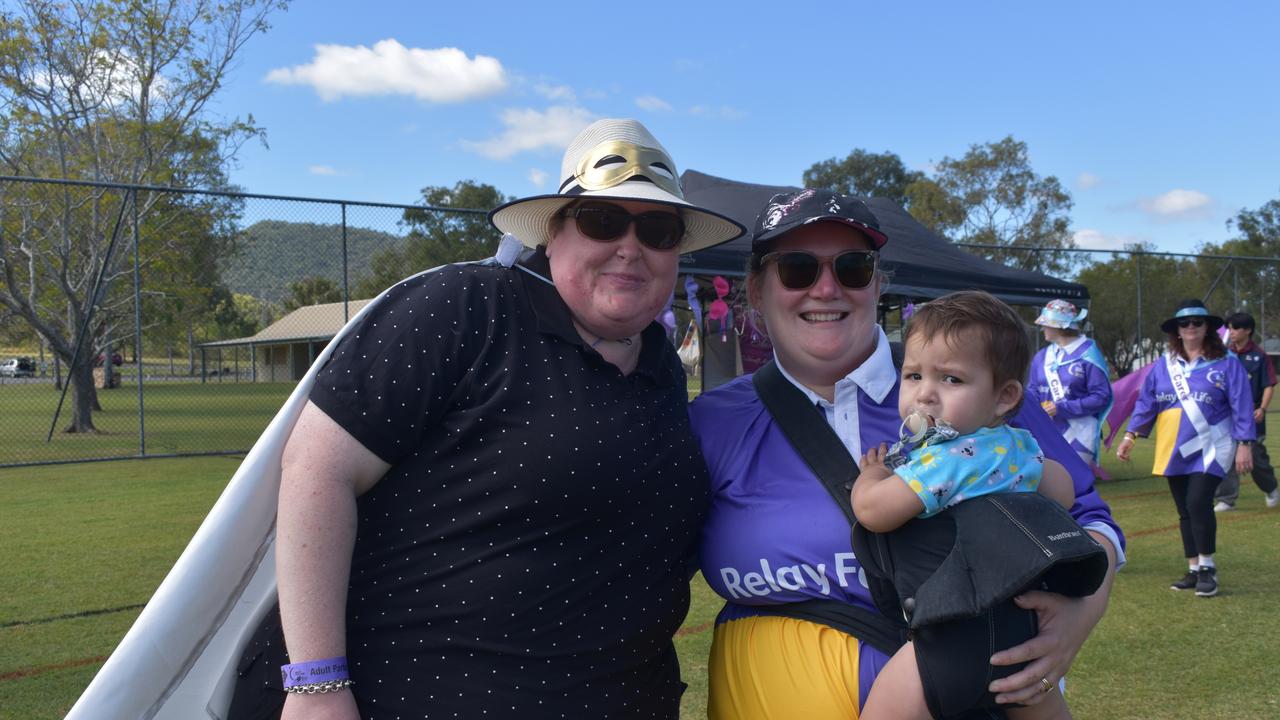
[132,188,146,456]
[342,202,350,323]
[1135,250,1143,368]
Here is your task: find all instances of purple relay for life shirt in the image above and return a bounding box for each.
[690,335,1125,622]
[1128,353,1255,477]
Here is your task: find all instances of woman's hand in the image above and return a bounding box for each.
[1041,400,1058,417]
[1115,436,1134,462]
[282,689,360,720]
[1235,443,1254,475]
[988,530,1116,706]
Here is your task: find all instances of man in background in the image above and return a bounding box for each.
[1215,311,1280,511]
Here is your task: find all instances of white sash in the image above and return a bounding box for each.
[1044,347,1067,403]
[1044,347,1098,451]
[1166,354,1230,470]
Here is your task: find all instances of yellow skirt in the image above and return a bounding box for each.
[707,614,865,720]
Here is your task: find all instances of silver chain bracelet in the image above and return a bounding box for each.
[283,679,355,695]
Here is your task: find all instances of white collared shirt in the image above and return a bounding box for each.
[1057,335,1087,362]
[773,326,897,459]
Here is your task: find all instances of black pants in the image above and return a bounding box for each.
[1215,439,1279,503]
[1167,472,1222,557]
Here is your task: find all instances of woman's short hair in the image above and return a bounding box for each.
[904,290,1030,411]
[1226,312,1256,332]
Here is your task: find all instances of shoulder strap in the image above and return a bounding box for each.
[752,360,858,523]
[750,359,908,654]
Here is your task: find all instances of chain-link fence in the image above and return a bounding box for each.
[3,176,1278,468]
[957,243,1280,377]
[0,176,488,467]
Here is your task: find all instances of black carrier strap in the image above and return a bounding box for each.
[751,360,909,656]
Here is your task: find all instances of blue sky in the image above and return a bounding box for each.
[211,1,1280,255]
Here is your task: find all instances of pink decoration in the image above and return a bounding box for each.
[1103,361,1156,449]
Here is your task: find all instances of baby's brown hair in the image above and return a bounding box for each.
[904,290,1030,412]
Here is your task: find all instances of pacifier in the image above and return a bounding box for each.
[899,409,936,444]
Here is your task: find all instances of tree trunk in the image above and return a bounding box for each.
[65,361,99,433]
[102,339,115,388]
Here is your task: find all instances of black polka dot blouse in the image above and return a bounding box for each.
[279,250,707,718]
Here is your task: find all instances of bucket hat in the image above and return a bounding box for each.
[1160,298,1223,334]
[1034,299,1088,330]
[489,118,744,252]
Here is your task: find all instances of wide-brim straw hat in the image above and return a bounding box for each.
[1160,298,1224,334]
[489,118,744,253]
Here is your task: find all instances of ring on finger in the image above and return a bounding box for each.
[1040,677,1053,694]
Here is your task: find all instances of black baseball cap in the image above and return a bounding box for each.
[751,188,888,251]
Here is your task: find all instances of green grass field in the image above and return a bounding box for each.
[0,381,294,466]
[3,442,1280,718]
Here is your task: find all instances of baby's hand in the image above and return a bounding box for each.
[858,443,893,481]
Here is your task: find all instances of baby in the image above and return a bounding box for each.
[852,291,1104,720]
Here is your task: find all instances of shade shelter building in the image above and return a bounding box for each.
[199,299,373,382]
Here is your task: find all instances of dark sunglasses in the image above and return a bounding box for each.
[562,202,685,251]
[1177,318,1206,328]
[761,250,879,290]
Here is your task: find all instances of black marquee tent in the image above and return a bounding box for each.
[677,170,1088,306]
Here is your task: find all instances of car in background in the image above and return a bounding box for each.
[0,357,35,377]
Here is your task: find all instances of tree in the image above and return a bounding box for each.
[904,136,1077,277]
[0,0,285,432]
[352,180,510,298]
[1199,195,1280,318]
[802,149,924,206]
[283,276,343,312]
[1077,244,1201,375]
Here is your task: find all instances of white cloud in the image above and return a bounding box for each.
[534,82,575,102]
[528,168,549,188]
[1073,229,1141,251]
[1137,189,1214,221]
[462,105,596,160]
[308,165,338,176]
[1077,172,1101,190]
[264,40,506,103]
[689,104,744,120]
[635,95,672,112]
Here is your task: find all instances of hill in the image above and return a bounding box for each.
[222,220,409,302]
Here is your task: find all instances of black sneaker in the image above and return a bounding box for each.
[1195,566,1219,597]
[1171,569,1199,590]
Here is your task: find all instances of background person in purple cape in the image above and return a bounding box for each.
[688,188,1124,719]
[1117,299,1255,598]
[1026,299,1113,470]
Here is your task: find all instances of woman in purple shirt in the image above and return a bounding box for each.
[1116,299,1254,598]
[689,189,1124,719]
[1026,300,1113,468]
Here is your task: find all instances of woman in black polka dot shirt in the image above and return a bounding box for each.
[228,119,743,720]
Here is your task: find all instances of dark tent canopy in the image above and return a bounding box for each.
[677,170,1087,306]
